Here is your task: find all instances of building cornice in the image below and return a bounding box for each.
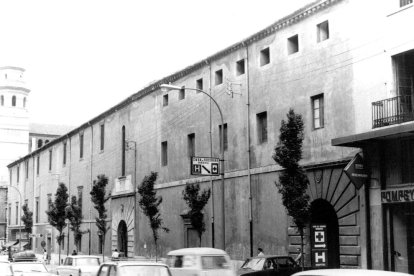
[0,86,30,93]
[7,0,342,168]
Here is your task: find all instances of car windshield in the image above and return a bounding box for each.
[118,265,170,276]
[12,263,48,273]
[74,258,100,266]
[241,258,265,271]
[201,256,230,270]
[0,263,12,275]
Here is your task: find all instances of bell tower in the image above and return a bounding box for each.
[0,66,30,186]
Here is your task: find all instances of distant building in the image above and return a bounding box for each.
[0,67,73,247]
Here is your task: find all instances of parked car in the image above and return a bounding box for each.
[56,255,101,276]
[293,269,413,276]
[237,255,300,276]
[96,261,171,276]
[10,261,55,276]
[166,247,236,276]
[0,260,13,276]
[12,251,38,262]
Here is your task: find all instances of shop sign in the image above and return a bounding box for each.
[344,153,368,190]
[311,224,328,267]
[381,187,414,203]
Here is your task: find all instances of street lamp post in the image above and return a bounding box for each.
[160,84,226,249]
[8,185,22,251]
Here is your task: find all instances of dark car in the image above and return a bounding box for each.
[12,251,38,262]
[237,255,300,276]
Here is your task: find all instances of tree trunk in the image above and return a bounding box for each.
[155,239,158,262]
[300,228,304,271]
[102,234,105,263]
[58,234,61,265]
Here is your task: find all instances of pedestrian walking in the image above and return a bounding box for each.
[257,247,265,256]
[111,248,120,261]
[72,249,78,256]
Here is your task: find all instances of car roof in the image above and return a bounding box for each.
[293,269,411,276]
[248,255,293,259]
[167,247,228,256]
[66,255,101,259]
[11,261,45,265]
[103,261,168,267]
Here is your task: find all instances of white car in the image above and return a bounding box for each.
[56,255,101,276]
[166,247,236,276]
[293,269,412,276]
[97,261,172,276]
[11,261,55,276]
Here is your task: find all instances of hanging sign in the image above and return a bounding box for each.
[344,153,368,189]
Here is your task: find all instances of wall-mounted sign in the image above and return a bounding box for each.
[381,187,414,203]
[191,157,220,176]
[311,224,328,268]
[344,153,368,190]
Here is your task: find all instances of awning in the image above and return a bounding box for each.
[3,240,18,248]
[332,121,414,147]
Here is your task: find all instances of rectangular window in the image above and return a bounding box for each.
[196,78,203,92]
[219,123,228,151]
[260,48,270,66]
[161,141,168,166]
[288,35,299,54]
[236,59,245,75]
[63,142,67,165]
[401,0,413,7]
[47,194,52,211]
[215,69,223,85]
[36,156,40,175]
[49,150,52,171]
[25,160,29,179]
[257,112,268,144]
[79,133,84,159]
[188,133,195,157]
[8,204,11,225]
[163,94,169,106]
[100,124,105,151]
[17,166,20,183]
[15,202,18,225]
[35,197,39,223]
[317,21,329,42]
[312,94,324,129]
[179,86,185,100]
[78,186,83,216]
[402,139,414,183]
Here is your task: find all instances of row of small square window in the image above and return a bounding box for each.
[162,21,329,106]
[160,94,324,166]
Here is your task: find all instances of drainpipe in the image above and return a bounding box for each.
[66,135,72,258]
[207,61,215,248]
[244,42,254,257]
[89,123,94,255]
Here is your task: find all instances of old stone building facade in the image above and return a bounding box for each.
[6,0,414,272]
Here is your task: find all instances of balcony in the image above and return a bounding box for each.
[372,95,414,128]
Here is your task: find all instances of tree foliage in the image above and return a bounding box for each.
[90,174,110,260]
[182,184,211,246]
[272,109,310,268]
[66,195,83,251]
[21,203,33,249]
[138,172,169,259]
[45,182,69,263]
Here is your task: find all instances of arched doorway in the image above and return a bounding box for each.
[310,199,340,268]
[117,220,128,257]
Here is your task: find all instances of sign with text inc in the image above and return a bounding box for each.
[311,224,328,268]
[191,157,220,176]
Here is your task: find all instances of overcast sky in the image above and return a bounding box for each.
[0,0,315,126]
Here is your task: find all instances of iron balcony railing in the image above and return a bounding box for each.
[372,95,414,128]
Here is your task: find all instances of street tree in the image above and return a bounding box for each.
[90,174,110,262]
[45,182,69,265]
[21,203,33,249]
[138,172,169,261]
[272,109,310,269]
[66,195,83,252]
[182,183,211,246]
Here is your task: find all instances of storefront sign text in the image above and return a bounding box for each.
[381,187,414,203]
